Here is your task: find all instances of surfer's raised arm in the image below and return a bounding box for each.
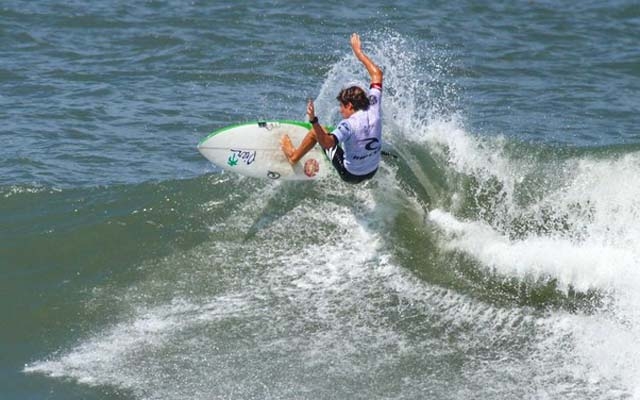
[350,33,383,86]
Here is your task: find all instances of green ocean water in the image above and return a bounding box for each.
[2,1,640,399]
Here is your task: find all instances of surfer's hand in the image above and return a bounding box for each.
[350,33,362,55]
[306,99,316,120]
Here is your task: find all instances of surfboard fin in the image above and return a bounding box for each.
[381,150,398,159]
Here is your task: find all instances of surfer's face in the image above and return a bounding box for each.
[339,101,355,118]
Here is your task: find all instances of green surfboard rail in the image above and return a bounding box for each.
[198,120,335,146]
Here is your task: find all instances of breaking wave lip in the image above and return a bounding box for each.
[420,109,640,398]
[428,208,639,294]
[423,129,640,295]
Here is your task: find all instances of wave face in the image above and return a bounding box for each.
[3,1,640,399]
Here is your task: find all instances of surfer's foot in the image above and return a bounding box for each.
[280,134,297,165]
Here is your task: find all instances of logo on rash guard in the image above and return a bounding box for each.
[337,122,351,136]
[360,138,380,151]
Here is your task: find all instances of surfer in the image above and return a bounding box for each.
[280,33,383,184]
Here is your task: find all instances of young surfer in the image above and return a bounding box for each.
[280,33,383,184]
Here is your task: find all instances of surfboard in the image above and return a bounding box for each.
[197,120,330,180]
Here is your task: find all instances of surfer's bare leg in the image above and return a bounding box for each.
[280,129,317,165]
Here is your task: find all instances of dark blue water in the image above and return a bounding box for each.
[3,1,640,399]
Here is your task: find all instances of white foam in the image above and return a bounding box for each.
[24,172,409,397]
[424,121,640,397]
[24,295,255,387]
[429,208,639,293]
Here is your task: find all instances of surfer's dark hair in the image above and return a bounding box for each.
[337,86,370,111]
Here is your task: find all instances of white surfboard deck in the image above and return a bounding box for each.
[198,120,330,180]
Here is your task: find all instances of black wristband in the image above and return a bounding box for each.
[309,116,318,124]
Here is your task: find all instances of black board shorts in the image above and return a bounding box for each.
[324,143,377,184]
